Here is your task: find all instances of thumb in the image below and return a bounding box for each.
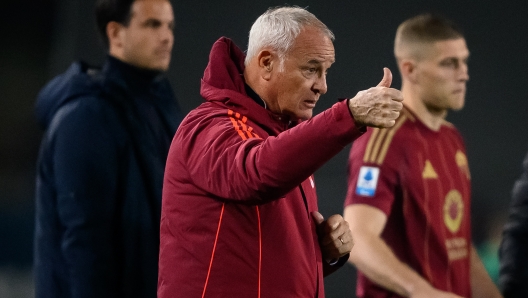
[311,211,325,225]
[376,67,392,87]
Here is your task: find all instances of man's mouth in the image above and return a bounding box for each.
[156,48,172,57]
[303,99,317,108]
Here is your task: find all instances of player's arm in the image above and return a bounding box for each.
[470,245,502,298]
[344,204,463,298]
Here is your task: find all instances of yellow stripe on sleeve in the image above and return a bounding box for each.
[363,128,380,163]
[376,115,408,164]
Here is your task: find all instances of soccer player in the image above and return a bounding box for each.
[343,13,502,298]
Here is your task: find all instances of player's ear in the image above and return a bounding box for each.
[400,59,418,83]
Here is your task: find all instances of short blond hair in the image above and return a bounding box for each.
[394,13,464,61]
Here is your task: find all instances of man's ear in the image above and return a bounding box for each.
[400,59,418,83]
[107,21,125,52]
[257,50,276,80]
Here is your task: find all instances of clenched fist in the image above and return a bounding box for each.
[312,211,353,261]
[348,68,404,128]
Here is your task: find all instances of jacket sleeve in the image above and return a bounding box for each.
[322,253,350,277]
[48,99,122,297]
[178,100,364,203]
[499,151,528,298]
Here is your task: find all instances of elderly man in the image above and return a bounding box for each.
[158,6,402,298]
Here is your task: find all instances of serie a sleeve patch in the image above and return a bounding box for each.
[355,166,380,197]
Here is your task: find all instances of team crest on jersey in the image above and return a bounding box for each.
[443,189,464,233]
[355,166,380,196]
[455,150,471,180]
[422,160,438,179]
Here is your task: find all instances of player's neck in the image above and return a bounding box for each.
[402,89,446,131]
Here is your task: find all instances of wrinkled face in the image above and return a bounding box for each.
[119,0,174,71]
[415,38,470,112]
[267,26,335,121]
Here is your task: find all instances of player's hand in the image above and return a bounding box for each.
[312,211,353,261]
[348,67,404,128]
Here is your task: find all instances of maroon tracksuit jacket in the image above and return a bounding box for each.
[158,37,365,298]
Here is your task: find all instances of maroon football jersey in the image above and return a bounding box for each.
[344,107,471,298]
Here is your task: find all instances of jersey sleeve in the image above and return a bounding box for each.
[344,127,402,215]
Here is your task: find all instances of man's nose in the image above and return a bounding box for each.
[313,74,328,95]
[459,63,469,82]
[161,25,174,44]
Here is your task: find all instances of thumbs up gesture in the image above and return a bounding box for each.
[348,68,404,128]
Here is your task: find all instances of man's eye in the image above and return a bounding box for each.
[302,67,320,77]
[145,20,162,28]
[441,60,457,68]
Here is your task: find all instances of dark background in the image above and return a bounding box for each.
[1,0,526,297]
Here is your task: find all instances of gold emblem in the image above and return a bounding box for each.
[443,190,464,233]
[422,160,438,179]
[455,150,471,179]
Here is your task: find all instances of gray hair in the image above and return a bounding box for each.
[245,6,334,70]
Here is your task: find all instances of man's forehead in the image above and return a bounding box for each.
[398,38,469,61]
[131,0,173,17]
[430,38,469,58]
[293,38,335,64]
[304,56,335,65]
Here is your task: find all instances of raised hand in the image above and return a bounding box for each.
[348,67,404,128]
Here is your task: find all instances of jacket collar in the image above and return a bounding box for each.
[200,37,293,132]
